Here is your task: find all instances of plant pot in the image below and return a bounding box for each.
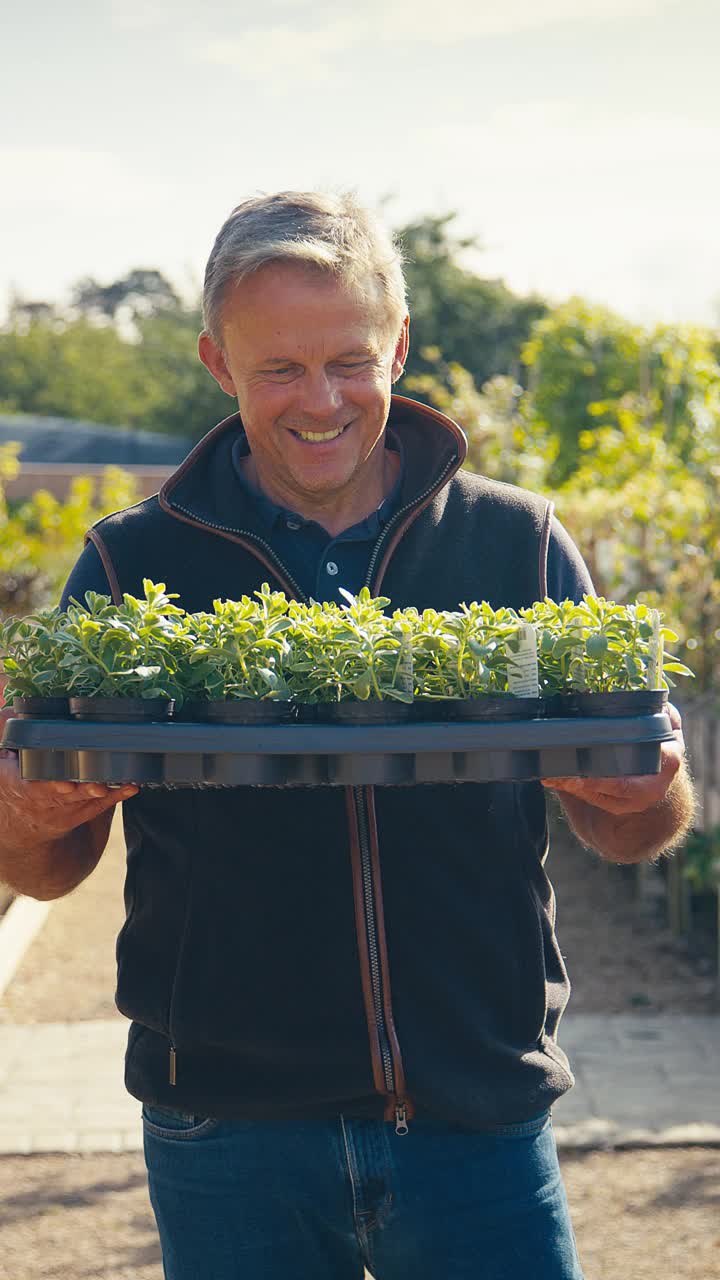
[303,700,415,725]
[188,699,295,724]
[544,690,668,718]
[69,696,175,722]
[12,696,70,719]
[411,695,543,722]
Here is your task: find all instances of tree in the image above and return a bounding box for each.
[71,269,181,325]
[522,301,720,482]
[396,214,546,391]
[0,288,229,439]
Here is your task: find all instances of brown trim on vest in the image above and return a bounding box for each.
[154,499,302,599]
[364,787,414,1124]
[85,528,123,606]
[158,410,241,509]
[389,393,468,456]
[344,788,390,1099]
[538,500,554,600]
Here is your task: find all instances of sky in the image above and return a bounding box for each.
[2,0,720,328]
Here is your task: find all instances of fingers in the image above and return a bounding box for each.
[56,789,138,827]
[48,781,139,805]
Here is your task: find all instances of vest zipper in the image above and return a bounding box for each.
[353,785,412,1135]
[356,788,396,1095]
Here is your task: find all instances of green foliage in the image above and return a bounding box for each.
[523,596,692,695]
[285,588,413,703]
[522,301,720,483]
[682,827,720,893]
[396,214,546,392]
[0,607,70,697]
[3,584,691,707]
[401,601,524,699]
[0,301,229,440]
[184,585,293,701]
[554,409,720,690]
[57,581,187,700]
[521,299,645,483]
[0,454,139,616]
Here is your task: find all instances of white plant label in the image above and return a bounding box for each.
[506,623,539,698]
[647,610,663,689]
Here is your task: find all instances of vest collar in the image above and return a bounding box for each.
[159,396,467,542]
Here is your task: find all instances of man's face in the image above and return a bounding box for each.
[199,262,408,509]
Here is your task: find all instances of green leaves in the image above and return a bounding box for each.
[0,585,695,705]
[285,587,412,704]
[523,595,694,694]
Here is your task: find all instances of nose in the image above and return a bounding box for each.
[297,370,343,419]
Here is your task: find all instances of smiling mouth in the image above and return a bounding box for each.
[289,423,351,443]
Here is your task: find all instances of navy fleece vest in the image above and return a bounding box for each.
[88,396,580,1127]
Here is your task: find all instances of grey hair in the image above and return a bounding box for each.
[202,190,407,345]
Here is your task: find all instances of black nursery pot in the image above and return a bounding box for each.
[12,696,70,719]
[544,689,668,718]
[69,696,175,722]
[188,698,295,724]
[412,695,544,722]
[304,699,415,725]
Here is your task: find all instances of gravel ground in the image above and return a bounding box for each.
[0,1148,718,1280]
[0,812,126,1024]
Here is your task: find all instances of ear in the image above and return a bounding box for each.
[198,331,237,397]
[391,314,410,384]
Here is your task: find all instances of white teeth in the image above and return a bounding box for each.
[296,426,345,442]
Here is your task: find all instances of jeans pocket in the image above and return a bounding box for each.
[486,1110,551,1139]
[142,1103,219,1140]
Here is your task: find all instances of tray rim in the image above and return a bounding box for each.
[1,712,675,756]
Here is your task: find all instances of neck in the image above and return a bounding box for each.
[242,447,400,538]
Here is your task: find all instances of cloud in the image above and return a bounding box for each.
[201,20,356,79]
[198,0,682,76]
[107,0,180,31]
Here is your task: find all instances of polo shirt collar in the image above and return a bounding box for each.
[229,429,405,539]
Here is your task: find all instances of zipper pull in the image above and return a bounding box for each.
[169,1045,177,1086]
[394,1103,409,1136]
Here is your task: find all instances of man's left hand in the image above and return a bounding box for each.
[541,701,684,816]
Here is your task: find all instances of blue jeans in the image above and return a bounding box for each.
[143,1105,584,1279]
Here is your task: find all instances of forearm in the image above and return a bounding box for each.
[0,813,112,901]
[558,761,695,863]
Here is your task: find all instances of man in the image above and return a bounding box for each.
[0,192,693,1279]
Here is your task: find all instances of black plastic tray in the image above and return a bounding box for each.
[1,714,674,787]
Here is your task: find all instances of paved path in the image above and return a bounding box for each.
[0,1014,717,1154]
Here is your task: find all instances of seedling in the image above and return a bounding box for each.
[285,587,413,703]
[182,583,293,701]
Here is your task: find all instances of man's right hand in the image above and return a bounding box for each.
[0,751,138,841]
[0,739,138,899]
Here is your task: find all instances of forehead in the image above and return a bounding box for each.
[221,261,389,353]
